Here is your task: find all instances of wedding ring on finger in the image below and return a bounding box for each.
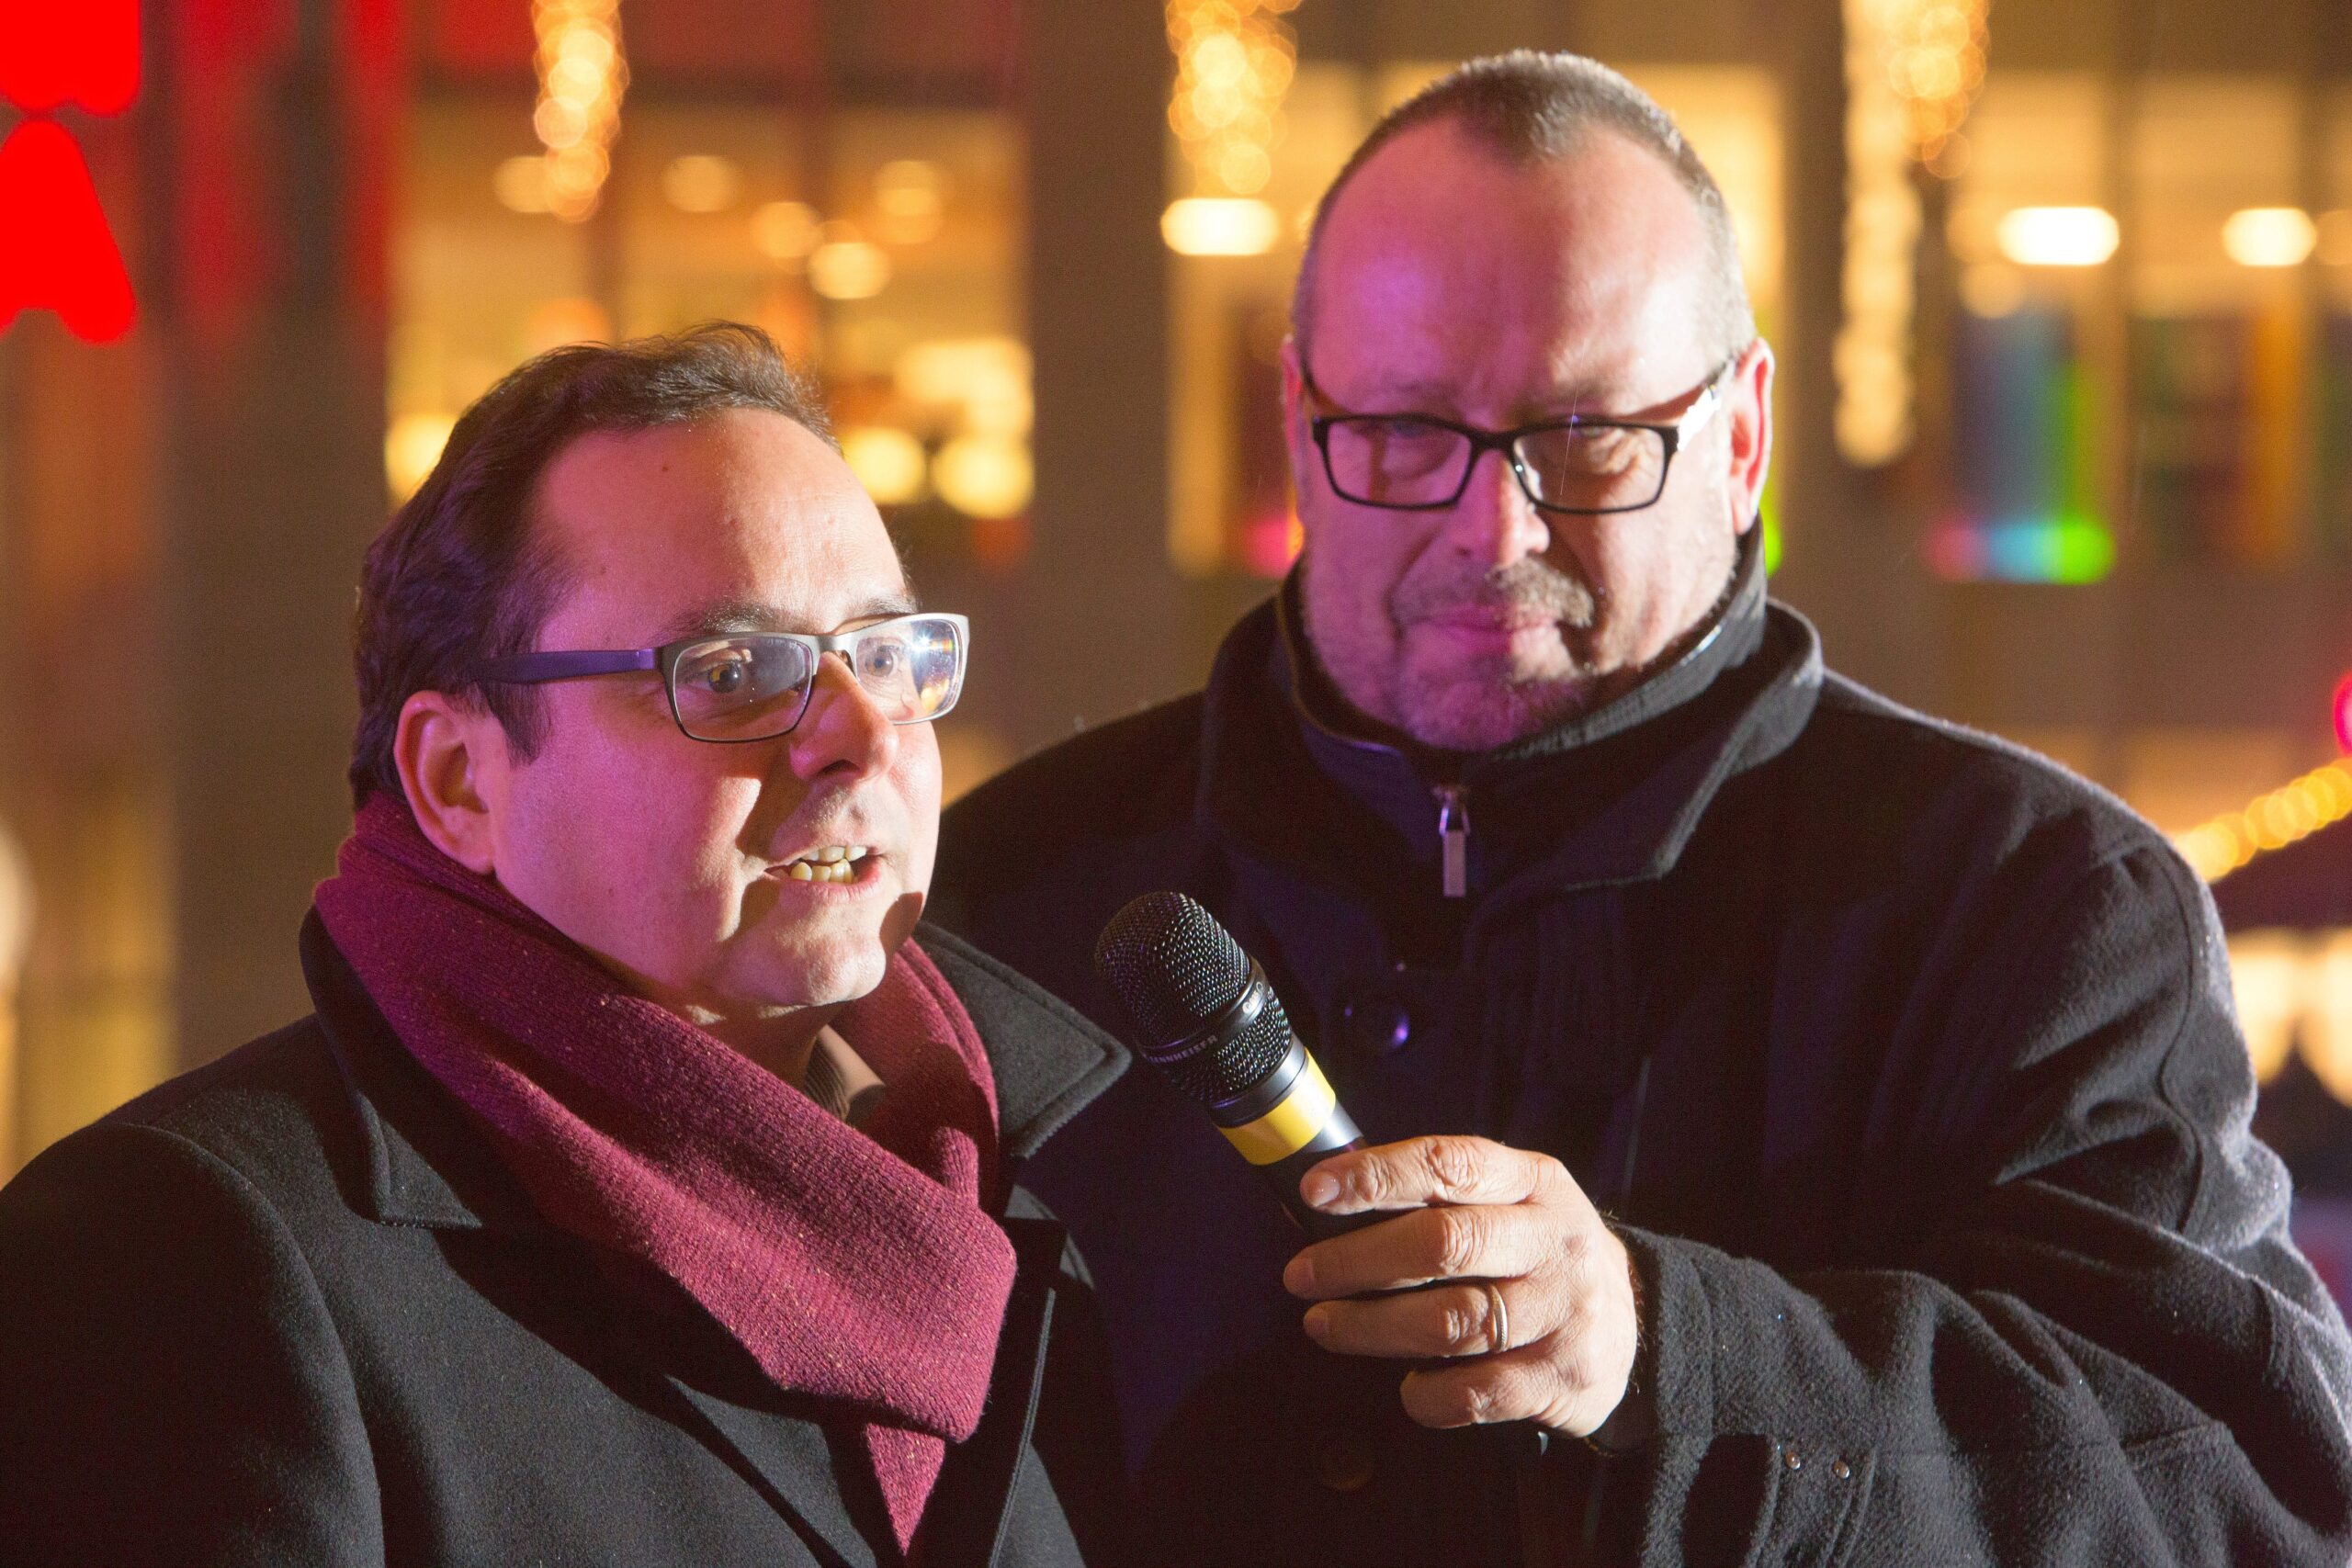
[1483,1279,1511,1354]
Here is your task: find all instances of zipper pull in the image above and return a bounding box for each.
[1435,784,1470,899]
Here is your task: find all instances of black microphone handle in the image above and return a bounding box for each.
[1187,1023,1380,1239]
[1258,1109,1378,1239]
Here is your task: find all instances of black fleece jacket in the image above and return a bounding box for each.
[932,549,2352,1567]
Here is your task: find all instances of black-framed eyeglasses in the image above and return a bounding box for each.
[1302,355,1741,516]
[470,612,969,744]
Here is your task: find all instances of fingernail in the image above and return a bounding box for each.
[1282,1256,1312,1296]
[1303,1306,1330,1343]
[1302,1171,1340,1209]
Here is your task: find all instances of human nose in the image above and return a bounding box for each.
[786,651,899,781]
[1443,442,1551,570]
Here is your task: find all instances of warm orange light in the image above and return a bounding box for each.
[2222,208,2317,269]
[752,201,821,263]
[2176,759,2352,882]
[1166,0,1297,201]
[530,0,626,222]
[840,427,928,506]
[875,161,945,244]
[933,436,1033,520]
[662,155,741,214]
[808,239,890,300]
[2229,931,2305,1083]
[2224,929,2352,1108]
[386,412,456,502]
[1162,197,1279,256]
[1996,207,2119,267]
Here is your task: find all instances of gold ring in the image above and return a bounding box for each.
[1484,1279,1510,1355]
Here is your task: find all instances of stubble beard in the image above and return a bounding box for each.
[1310,487,1741,755]
[1386,555,1606,750]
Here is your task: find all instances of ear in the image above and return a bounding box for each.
[1724,339,1775,536]
[1278,335,1318,504]
[393,689,504,875]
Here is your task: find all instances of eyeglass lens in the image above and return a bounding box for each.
[669,617,964,740]
[1325,419,1670,513]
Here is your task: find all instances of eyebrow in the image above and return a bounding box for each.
[1325,375,1627,422]
[651,591,920,645]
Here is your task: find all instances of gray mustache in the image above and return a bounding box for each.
[1393,559,1597,628]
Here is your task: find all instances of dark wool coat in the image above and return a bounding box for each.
[0,917,1133,1568]
[930,572,2352,1567]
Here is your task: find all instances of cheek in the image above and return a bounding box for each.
[1545,526,1623,604]
[1304,517,1416,636]
[504,733,755,926]
[891,732,944,894]
[1575,505,1727,644]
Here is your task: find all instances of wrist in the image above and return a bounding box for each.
[1584,1231,1655,1453]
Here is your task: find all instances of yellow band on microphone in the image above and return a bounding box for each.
[1218,1055,1340,1166]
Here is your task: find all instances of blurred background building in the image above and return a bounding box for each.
[4,0,2352,1303]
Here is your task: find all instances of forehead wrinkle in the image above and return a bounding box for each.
[1311,122,1719,423]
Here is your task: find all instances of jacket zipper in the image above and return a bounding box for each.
[1435,784,1470,898]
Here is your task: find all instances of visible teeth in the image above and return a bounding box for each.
[781,846,870,881]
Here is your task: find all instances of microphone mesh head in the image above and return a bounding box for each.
[1094,892,1295,1107]
[1094,892,1250,1046]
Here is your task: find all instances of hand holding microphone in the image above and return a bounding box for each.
[1094,893,1642,1439]
[1278,1134,1641,1441]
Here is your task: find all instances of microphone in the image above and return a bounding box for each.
[1095,891,1556,1462]
[1094,891,1371,1239]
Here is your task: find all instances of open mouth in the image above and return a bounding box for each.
[775,845,873,885]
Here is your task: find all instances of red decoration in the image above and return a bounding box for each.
[0,0,140,116]
[0,121,136,343]
[2335,675,2352,757]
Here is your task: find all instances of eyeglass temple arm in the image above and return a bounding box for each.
[1668,378,1734,451]
[473,649,660,683]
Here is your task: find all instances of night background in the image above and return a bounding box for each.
[5,0,2352,1310]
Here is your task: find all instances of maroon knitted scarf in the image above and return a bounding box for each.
[314,796,1017,1555]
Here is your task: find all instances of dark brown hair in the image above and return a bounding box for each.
[349,321,833,806]
[1294,51,1755,363]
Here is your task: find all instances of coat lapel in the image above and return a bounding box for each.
[915,1214,1068,1568]
[662,1382,883,1568]
[914,923,1127,1161]
[659,1214,1070,1568]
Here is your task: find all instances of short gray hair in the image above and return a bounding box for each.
[1293,51,1755,365]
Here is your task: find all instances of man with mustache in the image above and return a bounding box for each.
[932,51,2352,1565]
[0,325,1129,1566]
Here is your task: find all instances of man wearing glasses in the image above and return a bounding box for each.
[0,325,1128,1566]
[933,51,2352,1566]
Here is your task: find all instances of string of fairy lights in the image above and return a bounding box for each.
[2176,761,2352,885]
[1161,0,1300,256]
[530,0,627,222]
[1836,0,1989,467]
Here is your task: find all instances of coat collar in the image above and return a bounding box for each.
[300,913,1126,1232]
[1193,537,1824,903]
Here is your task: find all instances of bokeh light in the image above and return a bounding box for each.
[1996,206,2120,267]
[2222,207,2317,269]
